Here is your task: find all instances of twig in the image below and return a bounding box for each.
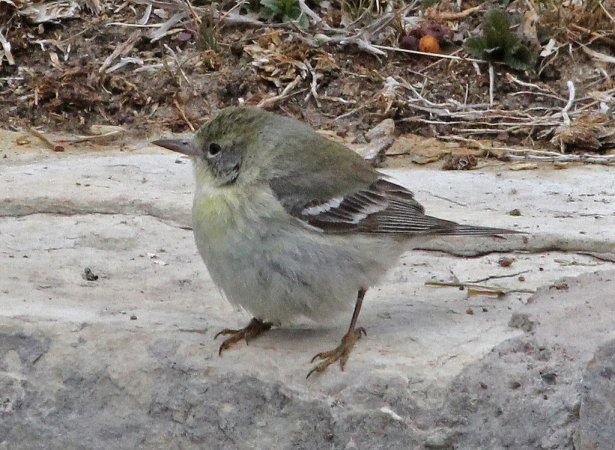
[467,270,531,284]
[581,45,615,64]
[183,0,201,25]
[561,80,575,126]
[334,105,366,120]
[305,61,321,107]
[298,0,322,26]
[505,73,559,97]
[163,44,192,88]
[433,136,615,165]
[502,154,615,165]
[105,22,162,28]
[570,24,615,47]
[509,91,567,102]
[257,76,304,108]
[424,193,467,207]
[439,136,564,157]
[425,4,483,20]
[373,44,485,63]
[425,280,535,297]
[488,63,494,106]
[27,127,65,152]
[600,0,615,23]
[333,35,387,57]
[173,98,195,131]
[64,127,126,144]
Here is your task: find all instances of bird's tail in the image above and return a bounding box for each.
[448,224,521,236]
[424,215,521,237]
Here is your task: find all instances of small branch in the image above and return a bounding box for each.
[439,136,564,157]
[298,0,322,26]
[334,105,365,120]
[425,4,483,20]
[305,61,321,107]
[467,270,531,284]
[373,44,485,63]
[600,0,615,23]
[257,76,305,108]
[173,98,195,131]
[488,63,494,106]
[561,80,575,127]
[163,44,193,88]
[425,280,535,297]
[502,154,615,165]
[424,193,467,207]
[506,73,554,94]
[27,127,65,152]
[183,0,202,25]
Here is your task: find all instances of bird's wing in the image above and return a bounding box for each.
[271,177,515,236]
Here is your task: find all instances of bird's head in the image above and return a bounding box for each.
[153,107,272,188]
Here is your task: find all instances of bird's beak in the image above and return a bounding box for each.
[152,138,200,157]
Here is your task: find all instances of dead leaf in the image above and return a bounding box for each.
[540,38,559,57]
[49,50,61,69]
[16,136,31,145]
[20,1,80,23]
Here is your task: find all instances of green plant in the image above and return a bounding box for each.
[464,8,535,71]
[260,0,308,27]
[196,7,219,51]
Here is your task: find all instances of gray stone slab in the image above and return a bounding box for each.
[1,140,614,449]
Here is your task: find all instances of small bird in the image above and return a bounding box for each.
[153,107,517,377]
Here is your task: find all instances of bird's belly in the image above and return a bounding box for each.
[192,188,403,324]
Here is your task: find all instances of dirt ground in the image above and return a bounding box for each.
[1,1,613,158]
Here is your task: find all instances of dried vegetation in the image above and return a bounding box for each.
[1,0,614,164]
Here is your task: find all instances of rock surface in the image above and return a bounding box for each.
[1,131,615,449]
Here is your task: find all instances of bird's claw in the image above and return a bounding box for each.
[214,318,272,355]
[307,327,366,378]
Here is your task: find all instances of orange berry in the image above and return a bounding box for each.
[418,35,441,54]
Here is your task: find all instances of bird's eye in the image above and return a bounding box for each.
[208,143,221,157]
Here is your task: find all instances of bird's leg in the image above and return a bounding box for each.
[307,288,367,378]
[214,317,272,356]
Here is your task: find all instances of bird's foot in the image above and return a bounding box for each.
[214,318,272,355]
[307,327,367,378]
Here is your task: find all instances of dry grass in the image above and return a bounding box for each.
[536,0,615,43]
